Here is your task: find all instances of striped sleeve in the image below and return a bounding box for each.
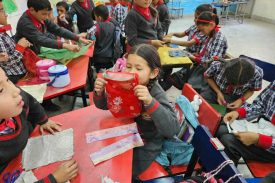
[35,174,57,183]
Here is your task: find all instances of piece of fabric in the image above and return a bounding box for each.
[133,5,151,21]
[113,3,128,35]
[14,171,38,183]
[20,83,47,103]
[39,43,91,65]
[22,128,74,170]
[22,48,42,76]
[86,123,138,143]
[90,133,144,165]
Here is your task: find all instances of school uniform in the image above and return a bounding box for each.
[201,61,263,104]
[15,10,79,54]
[67,0,95,33]
[217,81,275,164]
[125,6,164,47]
[113,2,129,35]
[155,1,170,35]
[57,17,73,32]
[0,90,57,183]
[87,17,118,72]
[0,25,26,83]
[184,24,207,54]
[93,81,179,178]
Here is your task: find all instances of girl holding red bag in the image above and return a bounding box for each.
[93,44,179,179]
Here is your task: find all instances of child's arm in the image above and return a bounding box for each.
[93,78,108,110]
[166,32,186,38]
[227,90,254,110]
[158,5,171,35]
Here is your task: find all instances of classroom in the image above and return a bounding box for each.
[0,0,274,182]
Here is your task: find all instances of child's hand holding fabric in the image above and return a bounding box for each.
[63,43,80,52]
[94,78,107,96]
[223,111,239,123]
[151,40,165,47]
[234,132,259,146]
[227,99,243,110]
[52,159,78,183]
[39,120,62,135]
[78,37,93,45]
[134,85,153,105]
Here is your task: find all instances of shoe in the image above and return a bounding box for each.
[42,100,61,111]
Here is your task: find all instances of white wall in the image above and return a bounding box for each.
[252,0,275,24]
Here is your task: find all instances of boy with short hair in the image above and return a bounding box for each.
[15,0,89,54]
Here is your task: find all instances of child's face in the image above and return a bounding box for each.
[194,12,199,23]
[57,6,67,16]
[197,23,215,35]
[134,0,152,8]
[0,69,23,120]
[125,54,159,86]
[0,2,8,25]
[29,8,50,22]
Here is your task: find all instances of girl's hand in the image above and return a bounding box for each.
[217,92,226,106]
[166,33,174,37]
[94,78,107,96]
[63,43,80,52]
[234,132,259,146]
[162,37,171,43]
[227,99,243,110]
[40,120,62,135]
[151,40,165,47]
[223,111,239,123]
[134,85,153,105]
[52,160,78,183]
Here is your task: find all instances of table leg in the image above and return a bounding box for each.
[81,88,88,107]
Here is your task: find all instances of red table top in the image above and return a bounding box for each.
[17,46,94,100]
[1,105,134,183]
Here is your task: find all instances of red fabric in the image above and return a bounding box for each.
[156,0,164,7]
[0,24,12,33]
[22,48,42,76]
[0,116,22,141]
[240,96,246,104]
[272,115,275,125]
[78,0,91,10]
[193,36,200,44]
[236,108,246,119]
[257,134,273,149]
[26,10,44,32]
[195,37,210,64]
[146,100,159,114]
[196,19,220,32]
[0,118,15,131]
[104,71,142,118]
[15,44,26,54]
[42,176,51,183]
[133,5,151,21]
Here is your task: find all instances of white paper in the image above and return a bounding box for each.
[20,83,47,103]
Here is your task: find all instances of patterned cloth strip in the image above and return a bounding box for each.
[90,133,144,165]
[86,123,138,143]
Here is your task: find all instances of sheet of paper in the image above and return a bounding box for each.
[14,171,38,183]
[86,123,138,143]
[230,119,247,133]
[90,133,144,165]
[22,128,74,170]
[20,83,47,103]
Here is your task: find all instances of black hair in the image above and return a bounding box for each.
[94,5,109,21]
[197,11,219,26]
[195,4,214,15]
[223,58,255,86]
[56,1,69,11]
[27,0,52,11]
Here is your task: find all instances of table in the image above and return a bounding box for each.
[158,47,193,69]
[0,105,134,183]
[17,46,94,107]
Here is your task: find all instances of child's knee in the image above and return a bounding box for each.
[216,123,229,138]
[220,133,237,148]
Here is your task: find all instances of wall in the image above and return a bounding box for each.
[252,0,275,24]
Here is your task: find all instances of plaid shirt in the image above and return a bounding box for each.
[184,25,207,54]
[113,3,128,35]
[205,61,263,96]
[199,31,228,63]
[0,33,26,76]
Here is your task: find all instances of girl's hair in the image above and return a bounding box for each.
[196,11,219,26]
[56,1,70,11]
[223,58,255,86]
[195,4,216,15]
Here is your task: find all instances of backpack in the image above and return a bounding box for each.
[110,19,124,61]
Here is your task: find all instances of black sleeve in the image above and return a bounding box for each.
[66,3,77,23]
[35,174,57,183]
[157,17,164,40]
[158,5,171,34]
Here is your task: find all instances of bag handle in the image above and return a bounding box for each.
[224,173,243,183]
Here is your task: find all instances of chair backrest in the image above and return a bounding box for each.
[240,55,275,82]
[182,84,221,135]
[192,125,247,183]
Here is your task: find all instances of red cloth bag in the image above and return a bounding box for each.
[104,71,142,118]
[22,48,42,76]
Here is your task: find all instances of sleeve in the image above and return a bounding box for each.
[156,17,164,40]
[35,174,57,183]
[66,3,77,23]
[87,25,98,40]
[125,11,151,46]
[21,90,48,127]
[144,86,179,138]
[204,61,221,78]
[158,5,170,34]
[0,35,24,69]
[184,26,192,36]
[257,134,275,154]
[250,67,263,91]
[93,92,108,110]
[192,32,206,45]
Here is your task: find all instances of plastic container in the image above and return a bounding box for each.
[36,59,56,81]
[48,65,70,88]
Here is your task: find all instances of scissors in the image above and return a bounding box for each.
[2,170,21,183]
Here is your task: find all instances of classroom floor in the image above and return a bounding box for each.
[47,16,275,179]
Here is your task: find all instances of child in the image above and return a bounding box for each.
[125,0,164,48]
[152,0,170,35]
[93,44,179,178]
[163,4,213,54]
[56,1,73,32]
[15,0,89,54]
[67,0,95,33]
[217,80,275,165]
[0,0,31,83]
[0,68,78,182]
[113,0,129,35]
[86,4,119,72]
[202,58,263,110]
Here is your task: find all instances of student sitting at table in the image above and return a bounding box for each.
[0,68,78,183]
[86,4,119,72]
[93,44,179,179]
[15,0,90,54]
[125,0,164,49]
[217,80,275,165]
[152,0,170,35]
[67,0,95,33]
[202,57,263,110]
[56,1,73,32]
